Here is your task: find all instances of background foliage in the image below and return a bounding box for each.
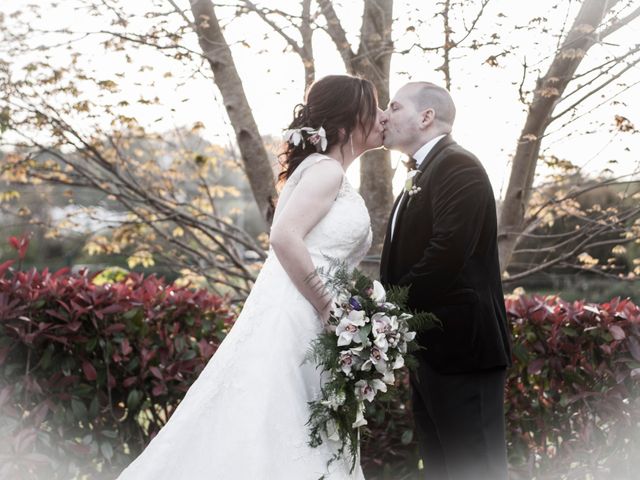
[1,239,638,479]
[0,240,232,479]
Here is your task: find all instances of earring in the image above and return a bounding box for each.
[350,134,355,156]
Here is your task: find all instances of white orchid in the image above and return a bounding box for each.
[380,301,398,311]
[382,369,396,385]
[361,345,389,373]
[332,291,352,318]
[339,350,362,376]
[354,378,387,403]
[335,310,367,346]
[370,280,386,302]
[396,316,416,353]
[401,320,416,342]
[371,312,392,335]
[392,355,405,370]
[386,331,401,349]
[373,334,389,351]
[372,314,402,351]
[352,402,367,428]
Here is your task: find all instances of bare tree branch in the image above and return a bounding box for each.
[600,5,640,38]
[241,1,304,56]
[557,42,640,115]
[498,0,630,271]
[550,50,640,122]
[239,0,315,89]
[317,0,356,73]
[455,0,491,47]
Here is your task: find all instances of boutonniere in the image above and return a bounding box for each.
[404,169,422,197]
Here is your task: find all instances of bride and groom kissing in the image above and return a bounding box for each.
[118,75,513,480]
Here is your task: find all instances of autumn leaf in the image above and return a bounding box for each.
[614,115,636,133]
[82,361,97,381]
[127,249,155,269]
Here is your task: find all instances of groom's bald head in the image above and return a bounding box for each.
[381,81,456,155]
[405,82,456,130]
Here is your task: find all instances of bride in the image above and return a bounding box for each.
[117,75,383,479]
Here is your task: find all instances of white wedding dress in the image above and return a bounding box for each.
[117,154,372,479]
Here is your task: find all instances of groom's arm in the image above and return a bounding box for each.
[397,153,490,293]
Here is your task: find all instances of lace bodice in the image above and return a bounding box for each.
[271,153,373,270]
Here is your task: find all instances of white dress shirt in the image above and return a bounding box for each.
[390,134,447,239]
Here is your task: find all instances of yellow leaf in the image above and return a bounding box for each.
[0,190,20,202]
[92,267,129,285]
[175,268,206,289]
[44,228,60,239]
[84,241,103,256]
[172,226,184,237]
[577,252,598,267]
[611,245,627,256]
[127,250,155,269]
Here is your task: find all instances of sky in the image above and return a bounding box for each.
[1,0,639,198]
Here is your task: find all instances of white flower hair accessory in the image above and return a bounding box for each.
[283,126,328,152]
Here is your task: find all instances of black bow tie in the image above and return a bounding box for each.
[403,156,418,172]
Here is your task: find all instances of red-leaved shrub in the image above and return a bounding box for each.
[504,294,640,480]
[1,234,638,479]
[0,260,232,479]
[361,294,640,480]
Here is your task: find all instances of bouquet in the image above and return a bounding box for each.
[304,262,439,474]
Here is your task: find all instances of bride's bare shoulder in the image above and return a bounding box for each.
[294,153,342,180]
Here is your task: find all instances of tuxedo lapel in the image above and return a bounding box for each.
[417,134,455,175]
[380,192,404,282]
[392,135,455,232]
[381,135,457,284]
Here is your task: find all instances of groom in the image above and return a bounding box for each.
[379,82,512,480]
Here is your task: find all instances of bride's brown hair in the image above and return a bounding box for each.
[278,75,378,184]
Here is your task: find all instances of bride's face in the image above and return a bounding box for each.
[352,108,384,152]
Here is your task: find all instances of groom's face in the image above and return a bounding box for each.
[381,85,422,154]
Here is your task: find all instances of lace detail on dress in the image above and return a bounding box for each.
[274,153,372,271]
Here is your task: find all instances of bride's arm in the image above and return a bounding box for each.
[269,160,344,322]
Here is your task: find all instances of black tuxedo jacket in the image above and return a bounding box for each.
[380,135,512,373]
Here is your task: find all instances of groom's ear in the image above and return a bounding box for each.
[419,108,435,128]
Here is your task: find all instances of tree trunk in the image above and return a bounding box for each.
[355,0,394,255]
[189,0,277,223]
[498,0,614,272]
[300,0,315,91]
